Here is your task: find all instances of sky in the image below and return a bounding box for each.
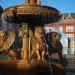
[0,0,75,13]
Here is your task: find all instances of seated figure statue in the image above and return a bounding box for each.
[46,32,63,62]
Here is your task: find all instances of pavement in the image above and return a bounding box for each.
[0,59,65,75]
[65,59,75,75]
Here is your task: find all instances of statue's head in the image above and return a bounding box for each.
[35,26,44,39]
[48,32,62,42]
[47,32,63,51]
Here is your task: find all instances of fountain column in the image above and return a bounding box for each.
[19,23,33,60]
[19,23,29,60]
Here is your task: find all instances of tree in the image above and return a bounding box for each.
[0,6,3,22]
[0,5,3,14]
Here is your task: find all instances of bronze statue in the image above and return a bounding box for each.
[46,32,63,60]
[31,27,46,61]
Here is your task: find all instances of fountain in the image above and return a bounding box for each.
[0,1,66,75]
[2,0,61,60]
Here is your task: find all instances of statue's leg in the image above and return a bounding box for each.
[36,50,40,60]
[30,50,36,61]
[21,50,23,59]
[42,50,45,61]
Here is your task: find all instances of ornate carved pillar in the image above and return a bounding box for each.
[19,23,29,60]
[19,23,33,60]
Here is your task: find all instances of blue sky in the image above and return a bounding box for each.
[0,0,75,13]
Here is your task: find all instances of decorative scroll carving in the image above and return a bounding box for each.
[0,30,15,51]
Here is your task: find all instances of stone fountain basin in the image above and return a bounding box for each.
[0,59,65,75]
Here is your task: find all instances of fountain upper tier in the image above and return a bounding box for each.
[3,0,62,25]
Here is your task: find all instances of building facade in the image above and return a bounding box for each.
[45,13,75,55]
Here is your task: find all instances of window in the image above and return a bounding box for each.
[66,26,74,32]
[66,34,74,40]
[70,41,74,48]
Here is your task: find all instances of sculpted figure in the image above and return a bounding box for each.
[31,27,46,61]
[0,30,15,51]
[47,32,63,60]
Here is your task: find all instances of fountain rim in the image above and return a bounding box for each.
[4,4,61,16]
